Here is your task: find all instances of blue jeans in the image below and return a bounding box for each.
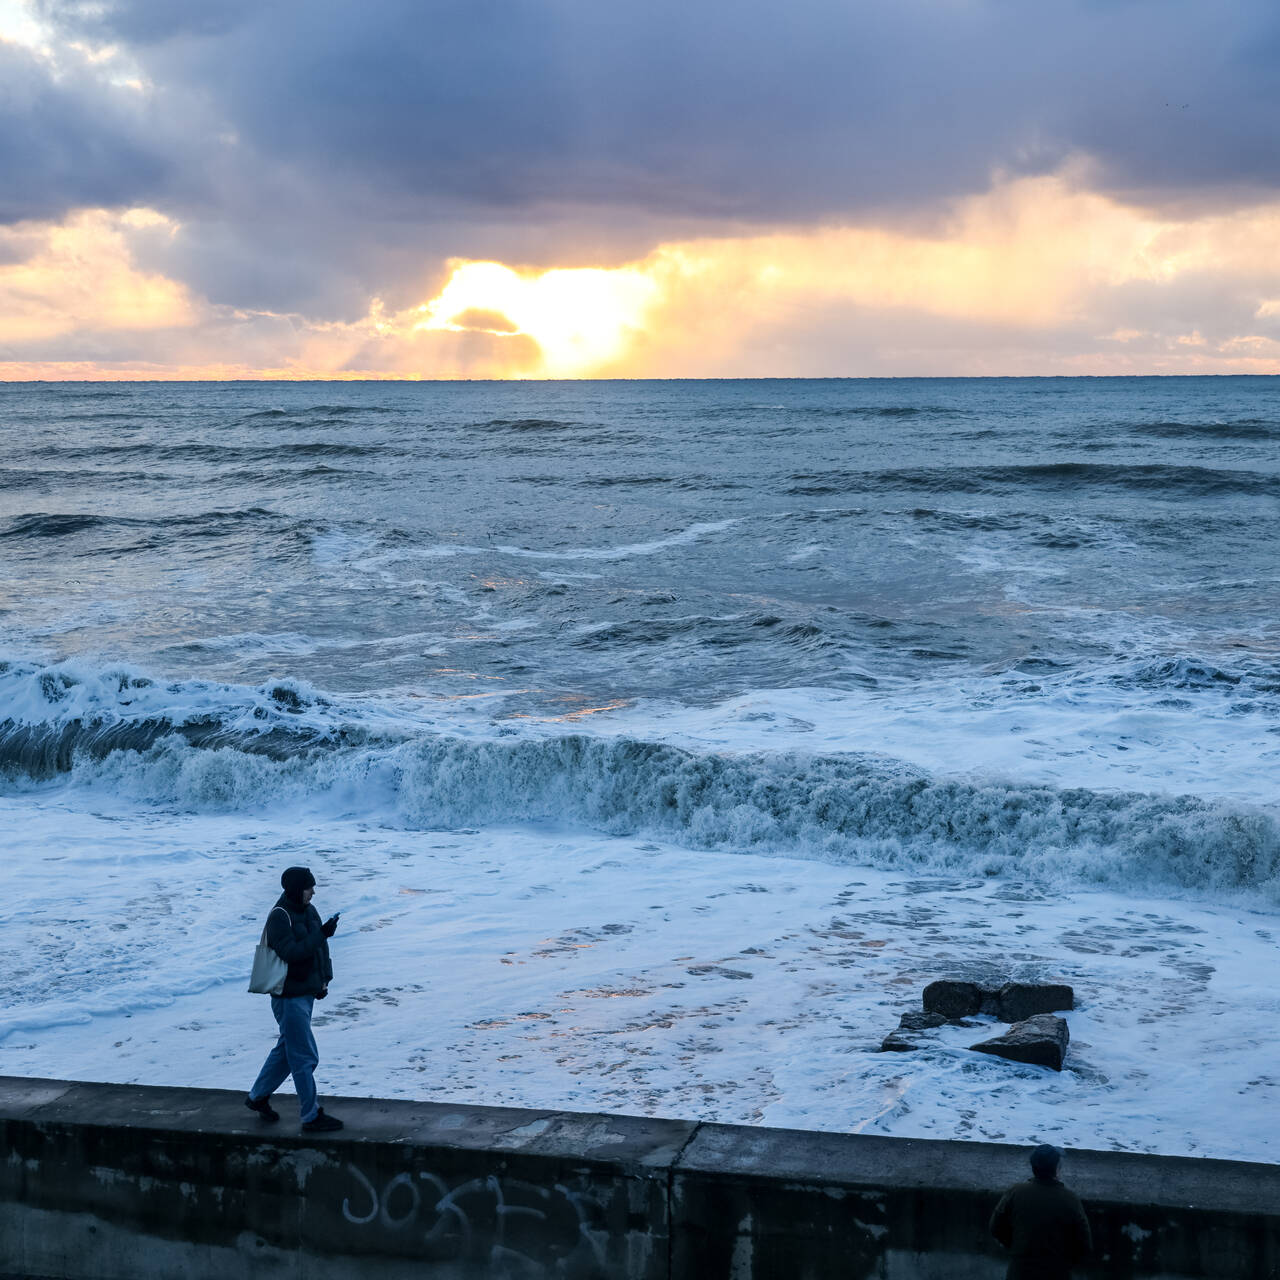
[249,996,319,1123]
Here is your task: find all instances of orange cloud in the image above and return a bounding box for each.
[0,208,195,344]
[5,175,1280,378]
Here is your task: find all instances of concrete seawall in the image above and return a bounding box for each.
[1,1075,1277,1278]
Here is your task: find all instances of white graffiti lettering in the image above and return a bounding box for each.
[336,1162,609,1278]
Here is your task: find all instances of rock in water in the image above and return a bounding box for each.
[922,980,984,1018]
[898,1011,949,1032]
[879,1033,918,1052]
[970,1014,1069,1071]
[997,982,1074,1022]
[880,1010,950,1052]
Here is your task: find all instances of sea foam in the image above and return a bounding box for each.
[2,659,1276,902]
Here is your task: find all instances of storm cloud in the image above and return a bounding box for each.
[30,0,1280,219]
[7,0,1280,366]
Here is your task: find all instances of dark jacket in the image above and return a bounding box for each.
[265,893,333,999]
[990,1177,1092,1280]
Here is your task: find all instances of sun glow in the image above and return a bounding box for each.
[7,176,1280,379]
[414,260,658,376]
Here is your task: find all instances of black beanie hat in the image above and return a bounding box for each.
[1030,1144,1062,1179]
[281,866,316,898]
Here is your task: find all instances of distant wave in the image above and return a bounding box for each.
[786,463,1280,498]
[26,441,385,463]
[473,417,581,431]
[0,659,1277,901]
[575,474,747,491]
[0,508,283,541]
[1129,419,1280,440]
[570,612,839,656]
[698,404,972,420]
[241,405,395,420]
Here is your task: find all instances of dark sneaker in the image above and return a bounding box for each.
[245,1095,279,1123]
[301,1108,344,1133]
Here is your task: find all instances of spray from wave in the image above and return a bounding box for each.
[1,660,1276,901]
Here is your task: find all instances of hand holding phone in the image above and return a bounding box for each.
[322,912,340,938]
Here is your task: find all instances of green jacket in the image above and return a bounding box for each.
[265,894,333,998]
[990,1178,1091,1280]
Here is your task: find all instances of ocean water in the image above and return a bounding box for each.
[2,376,1279,1156]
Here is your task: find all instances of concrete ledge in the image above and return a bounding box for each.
[1,1076,1278,1278]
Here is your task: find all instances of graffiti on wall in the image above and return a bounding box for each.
[334,1162,614,1277]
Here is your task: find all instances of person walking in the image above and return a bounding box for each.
[990,1144,1092,1280]
[245,865,343,1132]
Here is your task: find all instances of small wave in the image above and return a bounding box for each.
[1130,420,1280,441]
[26,441,384,463]
[0,513,105,539]
[217,465,372,484]
[580,474,677,487]
[44,410,169,422]
[1110,656,1280,694]
[904,507,1025,532]
[576,474,745,491]
[699,404,969,420]
[0,508,282,542]
[473,418,580,432]
[571,613,837,654]
[306,404,394,415]
[786,463,1280,498]
[241,405,392,421]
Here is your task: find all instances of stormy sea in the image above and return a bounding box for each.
[2,375,1278,1158]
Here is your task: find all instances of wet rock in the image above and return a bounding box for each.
[898,1011,948,1032]
[879,1033,919,1052]
[970,1014,1069,1071]
[922,980,985,1019]
[997,982,1074,1022]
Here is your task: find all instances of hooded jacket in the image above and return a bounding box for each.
[265,892,333,999]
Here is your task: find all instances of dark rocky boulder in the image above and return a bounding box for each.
[879,1032,918,1052]
[924,978,1075,1023]
[997,982,1074,1022]
[970,1014,1069,1071]
[898,1011,948,1032]
[922,980,985,1019]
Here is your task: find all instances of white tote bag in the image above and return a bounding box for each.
[248,907,289,995]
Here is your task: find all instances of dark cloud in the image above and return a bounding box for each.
[0,40,171,223]
[15,0,1280,315]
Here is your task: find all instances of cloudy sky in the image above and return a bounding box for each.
[4,0,1280,378]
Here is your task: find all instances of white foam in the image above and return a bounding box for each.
[2,794,1277,1161]
[354,519,739,568]
[628,676,1280,806]
[2,657,1277,903]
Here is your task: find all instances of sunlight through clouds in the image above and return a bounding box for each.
[395,175,1280,378]
[414,261,659,376]
[6,176,1280,378]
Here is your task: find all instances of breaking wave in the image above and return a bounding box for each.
[1,660,1277,901]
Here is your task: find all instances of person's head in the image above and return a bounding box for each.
[1029,1144,1063,1182]
[281,865,316,905]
